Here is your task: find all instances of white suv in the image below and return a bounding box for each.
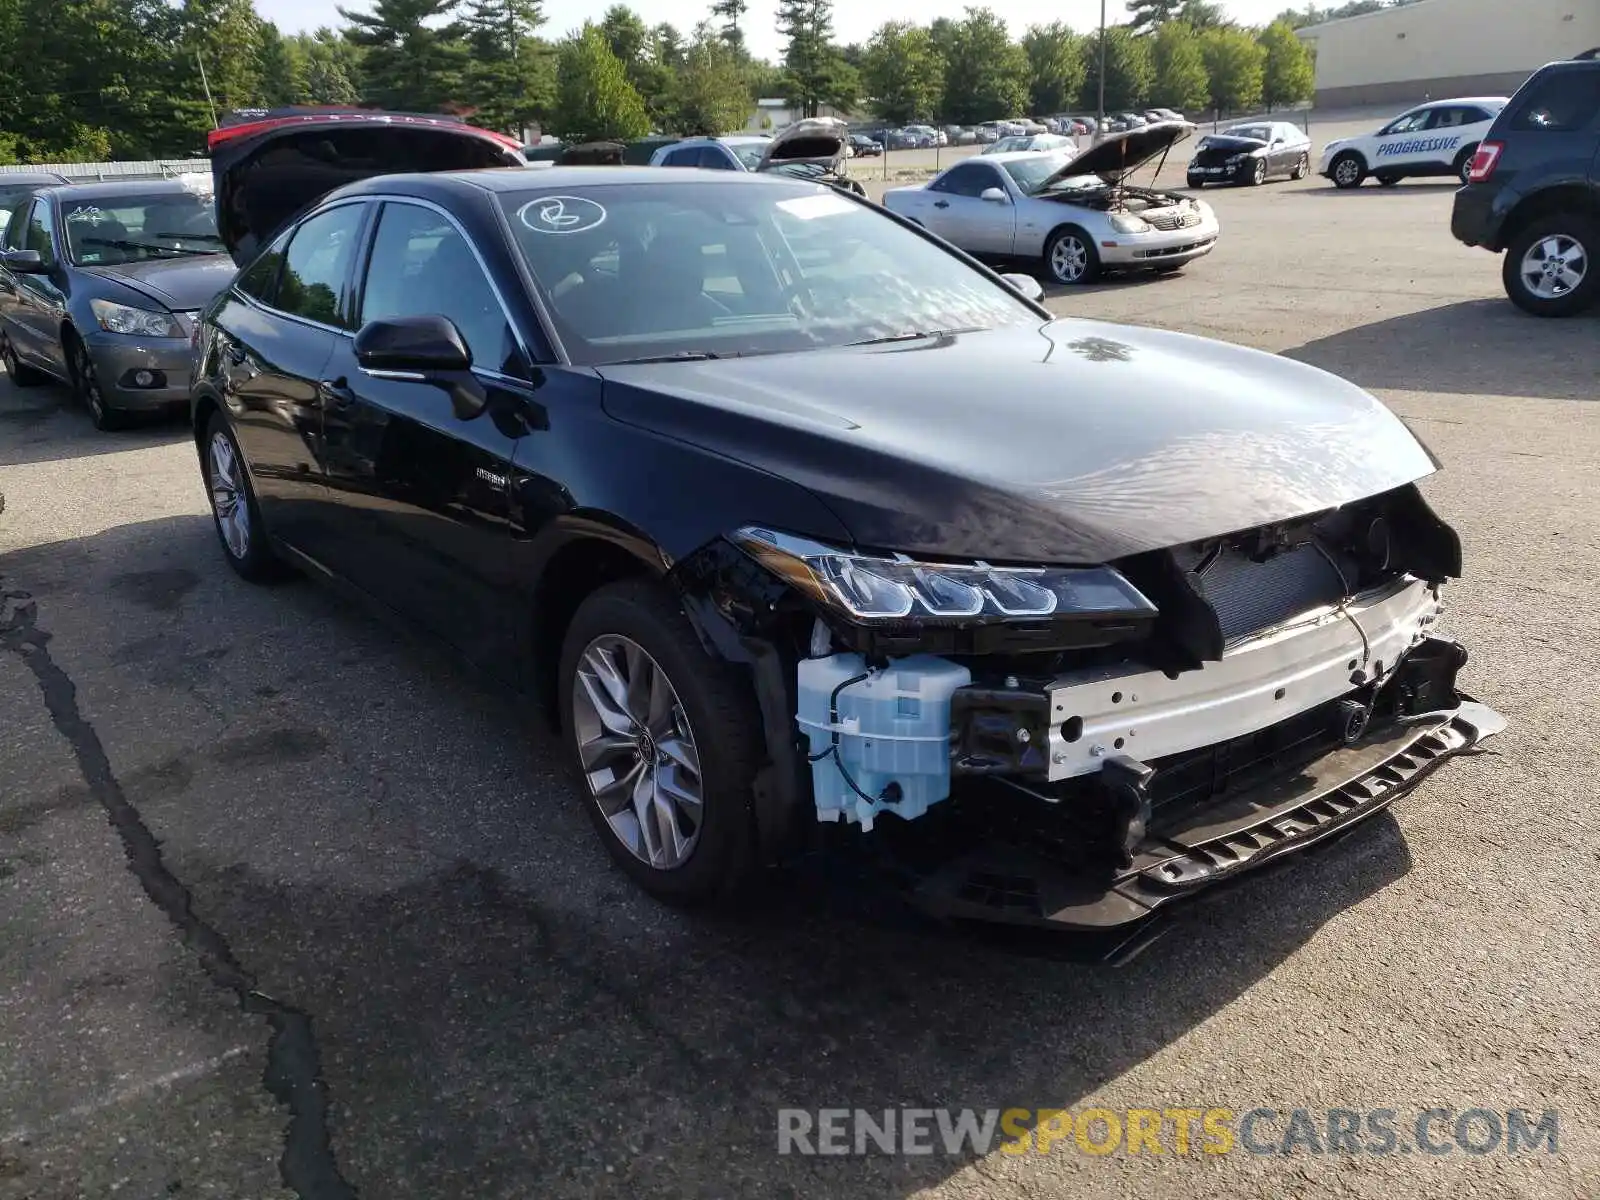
[1318,97,1508,189]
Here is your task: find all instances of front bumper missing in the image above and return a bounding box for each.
[903,699,1504,931]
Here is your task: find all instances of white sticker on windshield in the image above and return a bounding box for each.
[775,192,856,220]
[518,195,607,235]
[175,172,214,197]
[66,205,107,225]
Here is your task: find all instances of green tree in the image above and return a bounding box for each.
[861,21,943,124]
[297,28,364,104]
[599,4,649,73]
[775,0,836,117]
[1200,24,1266,113]
[1127,0,1182,33]
[1258,19,1314,108]
[1020,22,1085,117]
[1178,1,1229,29]
[709,0,747,52]
[1080,24,1153,113]
[940,7,1028,125]
[338,0,468,111]
[178,0,265,116]
[1150,20,1209,110]
[460,0,551,135]
[258,24,306,106]
[654,22,686,68]
[667,22,751,134]
[552,23,650,141]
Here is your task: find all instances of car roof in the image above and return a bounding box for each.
[38,178,208,200]
[1411,96,1509,108]
[0,171,70,184]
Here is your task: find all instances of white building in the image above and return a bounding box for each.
[1297,0,1600,108]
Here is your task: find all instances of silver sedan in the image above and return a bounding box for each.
[882,124,1220,285]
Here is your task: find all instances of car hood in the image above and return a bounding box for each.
[594,320,1438,564]
[207,106,524,264]
[757,118,849,172]
[1049,121,1195,184]
[81,254,237,310]
[1193,134,1268,155]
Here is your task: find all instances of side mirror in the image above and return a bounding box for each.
[980,186,1009,204]
[354,314,486,420]
[3,249,46,274]
[999,272,1045,302]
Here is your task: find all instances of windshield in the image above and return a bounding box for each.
[499,181,1037,366]
[734,147,765,170]
[63,192,224,265]
[999,152,1078,195]
[1223,125,1272,142]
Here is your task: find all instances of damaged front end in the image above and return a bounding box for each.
[669,482,1503,931]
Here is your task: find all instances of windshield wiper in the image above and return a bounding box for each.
[79,238,218,259]
[845,327,980,347]
[607,350,724,364]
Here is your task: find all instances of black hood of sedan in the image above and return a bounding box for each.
[594,321,1439,564]
[1192,134,1268,156]
[81,254,236,310]
[208,107,524,264]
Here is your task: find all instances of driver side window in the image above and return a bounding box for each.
[1381,110,1433,136]
[932,164,1002,198]
[23,200,56,266]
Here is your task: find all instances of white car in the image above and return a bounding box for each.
[1318,97,1508,189]
[982,133,1076,155]
[883,123,1220,285]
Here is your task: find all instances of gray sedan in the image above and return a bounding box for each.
[0,178,234,429]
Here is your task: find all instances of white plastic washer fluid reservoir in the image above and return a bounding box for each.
[795,653,972,831]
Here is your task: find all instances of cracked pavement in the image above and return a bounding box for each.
[2,132,1598,1199]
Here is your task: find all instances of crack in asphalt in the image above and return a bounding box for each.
[0,586,358,1200]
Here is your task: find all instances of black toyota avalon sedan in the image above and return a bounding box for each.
[192,114,1502,932]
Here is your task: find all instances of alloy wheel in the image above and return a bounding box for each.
[1050,235,1088,283]
[1519,234,1588,301]
[571,633,704,871]
[1252,158,1266,185]
[208,430,251,560]
[1334,158,1360,187]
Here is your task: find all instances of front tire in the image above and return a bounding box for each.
[1248,157,1267,186]
[67,333,126,431]
[558,580,763,905]
[1331,152,1366,189]
[1291,154,1309,180]
[201,410,290,582]
[1044,226,1100,285]
[0,332,47,386]
[1502,214,1598,318]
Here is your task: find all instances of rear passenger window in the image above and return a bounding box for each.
[276,204,365,328]
[662,148,698,167]
[1511,70,1600,132]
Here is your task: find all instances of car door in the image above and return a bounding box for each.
[5,197,69,373]
[923,162,1015,255]
[1268,125,1295,174]
[0,199,35,356]
[315,197,539,671]
[208,201,370,557]
[1370,107,1441,173]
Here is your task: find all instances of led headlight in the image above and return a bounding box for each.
[1109,213,1151,234]
[90,298,182,338]
[732,527,1158,624]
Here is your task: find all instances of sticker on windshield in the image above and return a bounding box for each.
[518,195,607,235]
[776,192,856,220]
[175,172,215,197]
[66,205,107,224]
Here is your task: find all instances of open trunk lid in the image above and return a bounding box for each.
[756,117,849,173]
[208,107,524,264]
[1045,120,1195,185]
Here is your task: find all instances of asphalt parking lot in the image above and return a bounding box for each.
[3,123,1598,1199]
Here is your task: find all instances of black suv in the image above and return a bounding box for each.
[1451,50,1600,317]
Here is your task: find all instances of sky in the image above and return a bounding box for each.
[255,0,1297,63]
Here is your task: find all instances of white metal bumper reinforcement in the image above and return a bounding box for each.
[1044,576,1443,782]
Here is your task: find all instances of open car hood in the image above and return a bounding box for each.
[207,107,524,265]
[1046,120,1195,185]
[757,118,849,173]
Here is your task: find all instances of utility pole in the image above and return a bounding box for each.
[1095,0,1107,145]
[195,50,219,129]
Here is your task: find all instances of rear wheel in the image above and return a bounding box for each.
[1502,214,1598,318]
[1454,145,1478,186]
[1331,152,1365,189]
[0,332,46,386]
[1044,226,1100,285]
[558,580,764,905]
